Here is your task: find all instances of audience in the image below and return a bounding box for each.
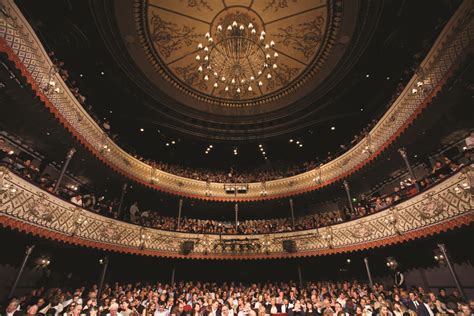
[1,136,471,236]
[3,280,472,316]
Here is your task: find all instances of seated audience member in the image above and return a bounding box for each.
[70,194,83,207]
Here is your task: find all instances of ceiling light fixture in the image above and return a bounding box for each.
[196,21,277,96]
[331,126,336,130]
[139,128,144,132]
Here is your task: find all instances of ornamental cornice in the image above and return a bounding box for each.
[0,166,472,260]
[0,0,473,201]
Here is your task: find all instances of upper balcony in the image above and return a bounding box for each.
[0,0,473,201]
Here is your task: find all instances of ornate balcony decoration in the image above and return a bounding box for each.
[0,0,473,201]
[0,166,472,260]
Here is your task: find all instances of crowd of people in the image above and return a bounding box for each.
[3,280,473,316]
[2,134,471,236]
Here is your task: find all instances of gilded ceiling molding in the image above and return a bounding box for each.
[0,0,473,201]
[134,0,340,106]
[0,166,473,260]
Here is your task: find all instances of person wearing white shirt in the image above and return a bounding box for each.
[155,304,170,316]
[5,299,22,316]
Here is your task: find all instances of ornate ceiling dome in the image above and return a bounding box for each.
[137,0,338,108]
[92,0,381,140]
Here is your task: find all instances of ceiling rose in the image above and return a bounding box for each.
[136,0,341,107]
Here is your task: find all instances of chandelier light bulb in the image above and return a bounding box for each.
[196,20,277,98]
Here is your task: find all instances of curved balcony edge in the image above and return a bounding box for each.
[0,166,472,260]
[0,0,473,201]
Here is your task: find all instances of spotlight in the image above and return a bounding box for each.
[433,249,446,265]
[365,74,370,78]
[346,259,351,263]
[139,128,144,132]
[386,257,398,270]
[331,126,335,130]
[289,139,293,143]
[38,257,51,267]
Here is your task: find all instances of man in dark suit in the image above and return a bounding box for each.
[416,298,434,316]
[406,292,420,312]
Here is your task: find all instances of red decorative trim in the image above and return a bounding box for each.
[0,38,465,202]
[0,213,472,260]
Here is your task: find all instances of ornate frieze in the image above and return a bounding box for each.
[0,167,472,259]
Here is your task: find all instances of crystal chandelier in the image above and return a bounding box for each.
[196,21,278,96]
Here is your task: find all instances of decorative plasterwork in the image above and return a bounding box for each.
[134,0,339,106]
[0,167,472,259]
[0,0,473,201]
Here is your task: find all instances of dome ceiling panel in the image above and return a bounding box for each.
[92,0,381,139]
[138,0,339,107]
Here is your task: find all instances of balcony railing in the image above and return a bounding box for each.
[0,166,472,259]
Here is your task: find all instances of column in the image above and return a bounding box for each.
[177,199,183,230]
[234,203,239,229]
[438,244,466,299]
[53,148,76,193]
[343,180,355,214]
[98,257,109,298]
[117,183,128,219]
[364,257,374,289]
[9,245,35,298]
[398,148,420,191]
[289,198,295,229]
